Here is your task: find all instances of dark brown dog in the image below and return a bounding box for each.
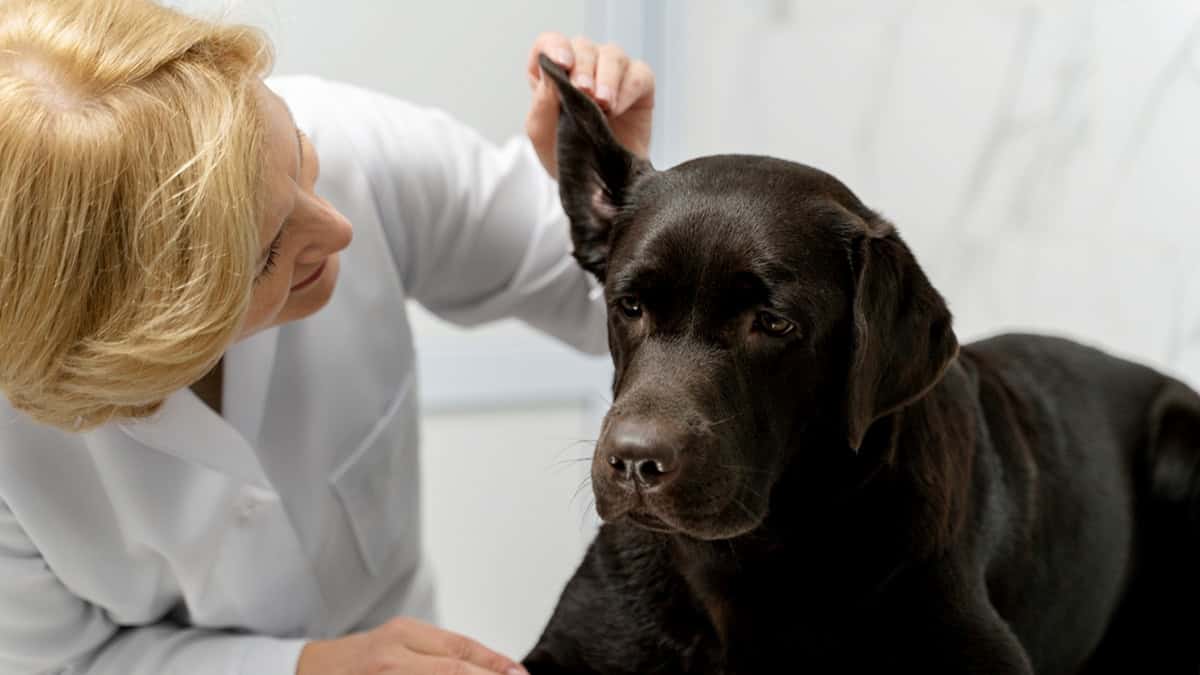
[523,54,1200,674]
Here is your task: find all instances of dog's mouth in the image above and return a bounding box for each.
[614,494,769,540]
[623,509,678,534]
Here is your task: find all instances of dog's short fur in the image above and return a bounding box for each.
[523,55,1200,674]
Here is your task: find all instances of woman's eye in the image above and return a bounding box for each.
[617,296,643,319]
[255,235,283,283]
[755,311,795,337]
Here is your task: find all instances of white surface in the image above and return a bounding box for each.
[420,402,605,657]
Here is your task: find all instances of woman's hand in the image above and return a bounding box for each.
[296,617,527,675]
[525,32,655,179]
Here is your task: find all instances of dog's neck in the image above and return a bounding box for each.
[667,356,980,652]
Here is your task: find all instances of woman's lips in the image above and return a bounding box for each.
[290,261,326,291]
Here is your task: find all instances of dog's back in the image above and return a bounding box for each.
[958,334,1200,672]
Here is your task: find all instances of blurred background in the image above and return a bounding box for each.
[172,0,1200,659]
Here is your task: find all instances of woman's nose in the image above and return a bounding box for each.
[296,193,353,260]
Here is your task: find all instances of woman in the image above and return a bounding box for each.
[0,1,654,673]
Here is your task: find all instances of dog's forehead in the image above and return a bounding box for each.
[611,156,861,284]
[658,155,865,206]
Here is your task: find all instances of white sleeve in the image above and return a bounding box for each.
[0,500,306,675]
[318,78,608,355]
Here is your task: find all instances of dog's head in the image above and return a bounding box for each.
[541,55,958,541]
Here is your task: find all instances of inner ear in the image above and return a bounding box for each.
[591,188,618,221]
[539,53,651,281]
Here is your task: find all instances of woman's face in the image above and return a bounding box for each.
[237,81,353,340]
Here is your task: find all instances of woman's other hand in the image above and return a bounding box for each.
[296,617,527,675]
[525,31,655,179]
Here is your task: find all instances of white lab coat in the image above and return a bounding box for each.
[0,76,607,674]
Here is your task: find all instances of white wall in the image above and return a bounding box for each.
[173,0,583,144]
[667,0,1200,388]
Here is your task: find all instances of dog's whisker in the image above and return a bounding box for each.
[729,495,760,524]
[717,463,774,476]
[738,484,768,502]
[569,476,595,512]
[553,439,598,459]
[550,455,595,467]
[548,440,599,473]
[706,414,741,429]
[579,496,598,532]
[548,456,595,476]
[549,451,592,461]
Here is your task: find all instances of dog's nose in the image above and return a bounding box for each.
[601,419,684,489]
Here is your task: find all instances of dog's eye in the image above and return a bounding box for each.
[755,311,795,337]
[617,296,643,319]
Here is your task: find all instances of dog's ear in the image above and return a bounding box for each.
[845,219,959,451]
[539,53,651,281]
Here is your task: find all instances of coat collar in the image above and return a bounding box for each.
[114,327,279,487]
[222,326,279,448]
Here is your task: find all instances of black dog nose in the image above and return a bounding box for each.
[601,419,684,489]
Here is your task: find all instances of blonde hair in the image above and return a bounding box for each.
[0,0,273,430]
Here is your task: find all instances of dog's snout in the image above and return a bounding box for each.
[602,419,685,489]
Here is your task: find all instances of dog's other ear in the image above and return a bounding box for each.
[845,220,959,451]
[539,53,651,281]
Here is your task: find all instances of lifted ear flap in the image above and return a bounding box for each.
[539,53,651,281]
[845,220,959,451]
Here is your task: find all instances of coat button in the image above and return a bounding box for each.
[235,487,276,525]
